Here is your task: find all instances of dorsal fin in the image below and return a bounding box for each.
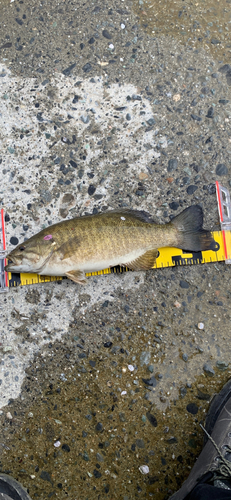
[98,209,155,224]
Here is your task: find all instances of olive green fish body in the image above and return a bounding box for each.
[40,213,177,276]
[5,206,215,284]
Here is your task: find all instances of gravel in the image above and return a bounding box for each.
[1,0,231,498]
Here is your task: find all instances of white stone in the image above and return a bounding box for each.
[139,465,149,474]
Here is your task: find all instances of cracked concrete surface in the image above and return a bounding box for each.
[0,0,231,498]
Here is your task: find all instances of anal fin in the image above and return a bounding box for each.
[65,270,86,284]
[124,249,159,271]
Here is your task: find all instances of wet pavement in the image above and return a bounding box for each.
[0,0,231,498]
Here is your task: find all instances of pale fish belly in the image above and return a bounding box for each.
[39,246,151,276]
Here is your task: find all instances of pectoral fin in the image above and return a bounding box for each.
[58,237,80,261]
[124,249,159,271]
[65,270,86,284]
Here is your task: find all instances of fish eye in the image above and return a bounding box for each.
[19,246,25,251]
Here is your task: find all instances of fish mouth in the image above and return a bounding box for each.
[4,255,22,271]
[5,262,17,272]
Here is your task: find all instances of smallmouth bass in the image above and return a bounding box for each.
[5,205,215,284]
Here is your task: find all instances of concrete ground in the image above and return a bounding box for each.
[0,0,231,498]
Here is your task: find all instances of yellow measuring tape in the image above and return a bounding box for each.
[6,230,230,288]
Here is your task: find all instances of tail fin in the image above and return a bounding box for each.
[171,205,216,252]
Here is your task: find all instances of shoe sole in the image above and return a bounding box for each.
[169,378,231,499]
[0,474,32,500]
[204,378,231,446]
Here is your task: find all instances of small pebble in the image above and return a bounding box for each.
[191,114,202,121]
[216,360,229,370]
[102,29,112,39]
[173,94,181,102]
[187,185,198,195]
[104,342,112,348]
[167,159,178,172]
[95,422,103,432]
[211,38,220,45]
[216,163,228,176]
[140,351,151,366]
[142,376,157,387]
[186,403,198,415]
[6,412,12,420]
[167,437,178,444]
[139,172,148,180]
[62,63,76,76]
[169,201,179,210]
[128,364,135,372]
[206,106,214,118]
[207,183,216,195]
[121,23,125,29]
[218,64,231,74]
[180,280,189,289]
[88,184,96,196]
[62,444,70,452]
[54,441,61,448]
[3,346,12,353]
[80,115,90,124]
[28,412,34,418]
[198,322,204,330]
[146,412,157,427]
[180,387,187,398]
[96,452,104,462]
[139,465,149,474]
[10,236,19,245]
[146,118,155,126]
[82,62,92,73]
[203,363,215,376]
